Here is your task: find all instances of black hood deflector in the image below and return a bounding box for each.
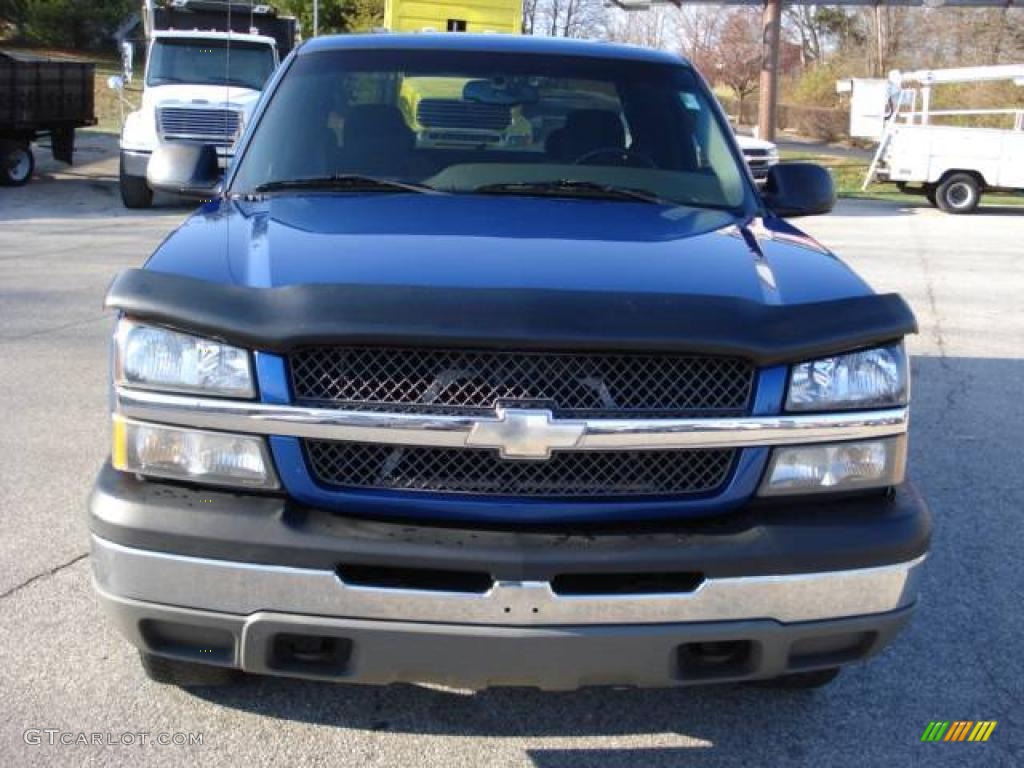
[105,269,917,364]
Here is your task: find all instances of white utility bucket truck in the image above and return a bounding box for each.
[848,65,1024,213]
[111,0,296,208]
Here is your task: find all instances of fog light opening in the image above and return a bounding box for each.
[676,639,757,680]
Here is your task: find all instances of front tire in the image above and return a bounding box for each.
[935,173,981,214]
[119,154,153,208]
[138,651,239,688]
[0,142,34,186]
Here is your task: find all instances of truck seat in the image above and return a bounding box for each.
[545,109,626,162]
[340,105,416,177]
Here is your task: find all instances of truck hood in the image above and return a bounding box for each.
[142,83,261,113]
[146,193,872,306]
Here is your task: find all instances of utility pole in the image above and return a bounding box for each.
[757,0,783,141]
[313,0,319,36]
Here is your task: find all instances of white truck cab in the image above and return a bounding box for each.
[113,1,295,208]
[119,29,278,208]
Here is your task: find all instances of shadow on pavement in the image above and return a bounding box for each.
[192,676,828,741]
[824,197,1024,218]
[0,130,194,222]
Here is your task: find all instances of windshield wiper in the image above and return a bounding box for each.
[247,174,441,197]
[472,180,667,205]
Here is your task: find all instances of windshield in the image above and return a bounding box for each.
[147,39,276,90]
[231,49,752,211]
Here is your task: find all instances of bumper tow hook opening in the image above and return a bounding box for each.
[269,633,353,677]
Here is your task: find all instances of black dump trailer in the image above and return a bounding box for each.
[151,1,298,58]
[0,50,96,186]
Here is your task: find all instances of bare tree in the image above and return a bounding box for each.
[606,6,678,49]
[785,5,823,67]
[529,0,604,39]
[695,8,762,119]
[522,0,539,35]
[678,6,722,64]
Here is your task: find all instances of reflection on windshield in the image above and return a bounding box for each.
[147,40,275,91]
[231,49,751,212]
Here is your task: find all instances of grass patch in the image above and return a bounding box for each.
[780,150,1024,207]
[94,63,129,134]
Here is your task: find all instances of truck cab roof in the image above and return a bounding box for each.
[151,29,277,46]
[300,32,688,68]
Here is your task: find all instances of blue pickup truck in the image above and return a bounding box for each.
[91,34,929,691]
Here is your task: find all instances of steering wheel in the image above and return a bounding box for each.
[573,147,656,168]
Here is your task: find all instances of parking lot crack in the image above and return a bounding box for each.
[0,315,108,344]
[0,552,88,601]
[909,219,974,414]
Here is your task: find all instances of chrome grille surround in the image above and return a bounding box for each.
[290,346,751,497]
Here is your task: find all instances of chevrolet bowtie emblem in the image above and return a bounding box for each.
[466,408,585,460]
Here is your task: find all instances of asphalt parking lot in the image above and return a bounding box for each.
[1,133,1021,767]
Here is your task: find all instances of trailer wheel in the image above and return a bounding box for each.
[1,143,34,186]
[935,173,981,214]
[120,154,153,209]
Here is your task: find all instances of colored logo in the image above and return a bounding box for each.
[921,721,997,742]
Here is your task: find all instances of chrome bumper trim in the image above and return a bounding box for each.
[114,387,908,453]
[91,535,925,626]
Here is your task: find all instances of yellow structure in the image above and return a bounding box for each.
[398,76,534,149]
[383,0,524,34]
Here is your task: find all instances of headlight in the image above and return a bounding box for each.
[113,416,278,489]
[759,436,906,496]
[114,318,254,397]
[786,343,908,412]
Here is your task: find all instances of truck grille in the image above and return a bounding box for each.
[289,347,755,417]
[416,99,512,132]
[305,441,735,498]
[157,107,240,144]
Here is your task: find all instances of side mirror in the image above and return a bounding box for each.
[762,163,836,217]
[147,143,222,199]
[120,40,134,83]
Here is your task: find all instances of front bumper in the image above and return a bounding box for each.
[96,584,915,689]
[89,465,930,688]
[120,149,151,178]
[119,147,232,178]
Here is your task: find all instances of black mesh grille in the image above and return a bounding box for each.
[290,347,754,417]
[305,441,735,498]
